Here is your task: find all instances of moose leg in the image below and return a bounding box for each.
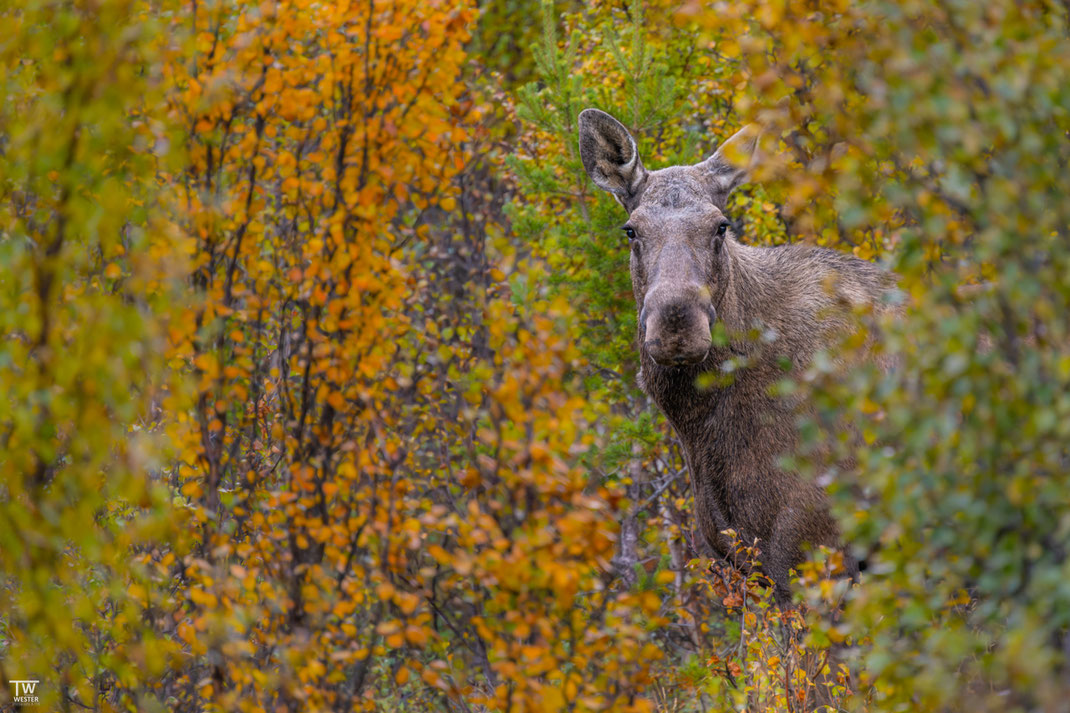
[767,513,804,608]
[844,548,861,583]
[767,510,852,608]
[690,476,735,562]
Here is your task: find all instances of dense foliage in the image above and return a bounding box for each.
[2,0,1068,711]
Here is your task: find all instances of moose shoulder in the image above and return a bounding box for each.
[578,108,897,605]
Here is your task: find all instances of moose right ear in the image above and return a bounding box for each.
[578,109,648,210]
[698,123,762,208]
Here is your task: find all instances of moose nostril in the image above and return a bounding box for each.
[706,304,717,325]
[639,306,648,332]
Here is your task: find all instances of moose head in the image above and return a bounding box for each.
[578,108,760,367]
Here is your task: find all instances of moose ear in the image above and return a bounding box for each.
[578,108,648,210]
[699,123,762,207]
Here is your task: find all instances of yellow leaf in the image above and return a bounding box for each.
[404,625,428,646]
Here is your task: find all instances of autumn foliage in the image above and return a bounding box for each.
[3,0,1070,711]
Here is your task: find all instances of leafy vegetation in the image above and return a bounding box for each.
[1,0,1068,711]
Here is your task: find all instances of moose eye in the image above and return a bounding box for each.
[622,226,637,241]
[716,222,730,237]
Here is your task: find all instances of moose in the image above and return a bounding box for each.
[578,108,897,605]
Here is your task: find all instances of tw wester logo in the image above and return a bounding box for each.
[10,679,39,706]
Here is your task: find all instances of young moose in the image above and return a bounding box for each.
[578,109,896,605]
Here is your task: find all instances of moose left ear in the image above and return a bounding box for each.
[698,124,762,207]
[578,108,648,211]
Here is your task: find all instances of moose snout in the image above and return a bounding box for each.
[641,286,715,366]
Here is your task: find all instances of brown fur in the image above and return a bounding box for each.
[578,109,897,604]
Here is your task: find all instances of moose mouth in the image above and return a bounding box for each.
[644,339,711,367]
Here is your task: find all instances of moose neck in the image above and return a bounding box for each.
[713,237,769,338]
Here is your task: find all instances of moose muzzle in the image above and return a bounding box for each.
[641,283,714,366]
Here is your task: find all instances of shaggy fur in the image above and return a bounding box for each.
[578,108,897,604]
